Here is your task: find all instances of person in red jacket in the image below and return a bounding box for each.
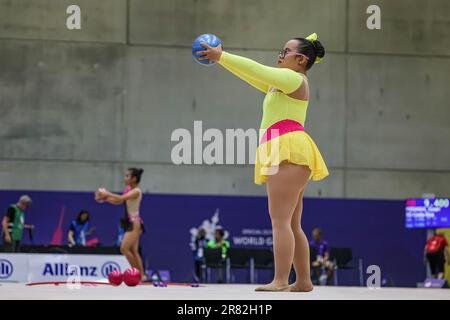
[424,230,449,279]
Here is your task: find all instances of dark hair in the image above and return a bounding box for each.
[128,168,144,184]
[215,228,225,238]
[196,228,206,240]
[294,38,325,70]
[76,210,90,224]
[313,228,323,236]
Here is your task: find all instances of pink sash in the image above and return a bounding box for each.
[260,119,305,144]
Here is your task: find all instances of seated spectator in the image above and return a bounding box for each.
[425,230,449,279]
[310,228,335,285]
[116,221,126,247]
[68,210,95,247]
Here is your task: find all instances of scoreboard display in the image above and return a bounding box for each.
[405,198,450,229]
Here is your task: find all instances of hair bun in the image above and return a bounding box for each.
[312,40,325,59]
[139,168,144,174]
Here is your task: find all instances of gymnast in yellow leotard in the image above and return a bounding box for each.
[198,33,329,292]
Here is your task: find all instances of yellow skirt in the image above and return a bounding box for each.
[254,131,329,185]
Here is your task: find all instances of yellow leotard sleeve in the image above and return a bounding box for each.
[218,51,303,94]
[218,58,270,93]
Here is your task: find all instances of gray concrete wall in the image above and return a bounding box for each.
[0,0,449,199]
[0,0,127,43]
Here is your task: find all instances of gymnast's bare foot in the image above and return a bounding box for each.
[255,282,290,292]
[288,281,314,292]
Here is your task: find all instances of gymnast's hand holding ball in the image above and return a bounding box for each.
[95,188,108,203]
[196,42,223,64]
[192,34,223,65]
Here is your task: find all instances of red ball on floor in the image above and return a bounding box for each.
[123,268,141,287]
[108,270,123,286]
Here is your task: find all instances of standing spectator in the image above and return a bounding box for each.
[68,210,95,247]
[192,228,208,282]
[207,227,230,260]
[425,230,449,279]
[309,228,335,285]
[1,195,34,253]
[206,227,230,283]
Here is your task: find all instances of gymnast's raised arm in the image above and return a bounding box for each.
[197,43,303,94]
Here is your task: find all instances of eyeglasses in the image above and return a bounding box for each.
[278,48,309,60]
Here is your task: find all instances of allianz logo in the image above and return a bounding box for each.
[0,259,14,279]
[43,263,97,276]
[42,262,120,277]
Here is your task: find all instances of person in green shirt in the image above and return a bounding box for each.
[206,228,231,283]
[207,228,230,260]
[2,195,34,253]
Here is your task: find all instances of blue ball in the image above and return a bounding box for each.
[192,34,222,66]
